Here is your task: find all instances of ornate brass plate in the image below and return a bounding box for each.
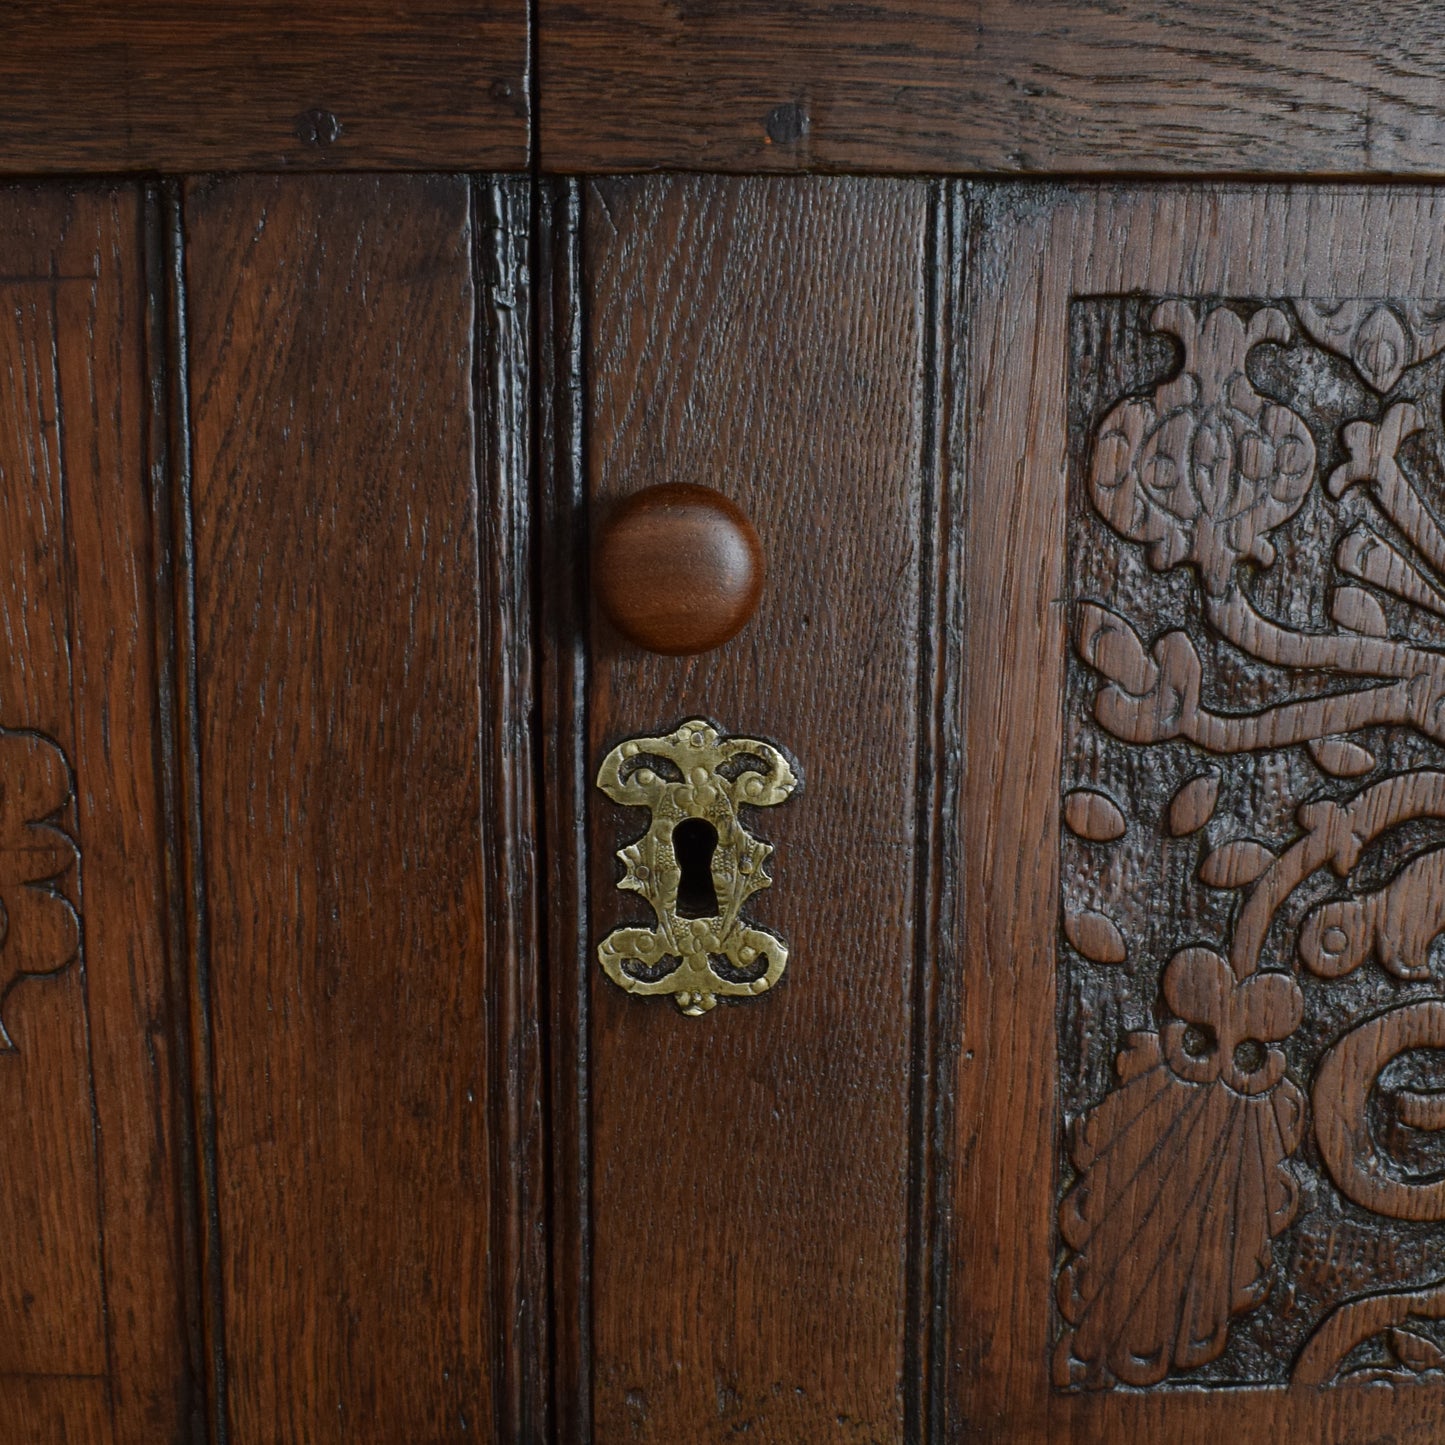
[596,718,798,1015]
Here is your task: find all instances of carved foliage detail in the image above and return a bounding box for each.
[1089,303,1316,595]
[1060,295,1445,1389]
[1296,300,1445,394]
[0,723,80,1048]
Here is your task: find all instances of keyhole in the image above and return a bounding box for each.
[672,818,720,918]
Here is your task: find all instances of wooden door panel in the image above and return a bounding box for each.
[0,186,193,1444]
[0,4,530,174]
[573,175,942,1441]
[956,182,1445,1440]
[538,1,1445,175]
[9,78,1445,1445]
[183,173,537,1444]
[0,192,108,1386]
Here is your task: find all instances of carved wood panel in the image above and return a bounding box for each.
[1058,290,1445,1389]
[953,186,1445,1441]
[0,184,194,1443]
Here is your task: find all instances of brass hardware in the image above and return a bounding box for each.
[596,718,798,1015]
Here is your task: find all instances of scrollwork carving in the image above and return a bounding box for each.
[1059,294,1445,1388]
[1295,300,1445,395]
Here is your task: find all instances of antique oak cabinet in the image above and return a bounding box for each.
[3,4,1445,1442]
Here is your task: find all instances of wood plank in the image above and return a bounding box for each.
[0,185,194,1442]
[583,175,929,1441]
[0,3,527,174]
[185,172,519,1443]
[0,189,107,1390]
[57,186,200,1445]
[540,1,1445,175]
[0,1377,112,1444]
[953,180,1445,1439]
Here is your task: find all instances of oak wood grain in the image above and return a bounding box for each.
[537,177,593,1445]
[582,175,929,1442]
[0,3,527,174]
[0,189,107,1395]
[0,185,193,1443]
[184,173,518,1443]
[474,174,551,1444]
[540,1,1445,176]
[953,180,1445,1442]
[0,1378,111,1444]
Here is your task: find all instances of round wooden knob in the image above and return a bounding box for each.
[593,484,764,655]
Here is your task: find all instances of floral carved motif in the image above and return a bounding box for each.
[1295,300,1445,395]
[0,722,80,1049]
[1059,296,1445,1388]
[1090,303,1316,596]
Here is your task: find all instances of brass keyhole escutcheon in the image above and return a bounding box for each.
[595,718,798,1015]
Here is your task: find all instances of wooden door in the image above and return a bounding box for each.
[540,112,1445,1445]
[0,172,542,1443]
[954,184,1445,1439]
[552,175,949,1441]
[6,6,1445,1444]
[553,175,1445,1440]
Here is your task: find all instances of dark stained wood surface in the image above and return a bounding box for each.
[473,174,552,1444]
[0,3,527,174]
[11,4,1445,178]
[582,175,931,1441]
[0,186,194,1443]
[184,173,528,1443]
[954,181,1445,1441]
[0,190,107,1409]
[540,1,1445,175]
[537,177,593,1445]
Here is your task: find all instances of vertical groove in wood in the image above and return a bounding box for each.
[160,177,227,1445]
[141,178,208,1445]
[935,182,974,1445]
[904,177,963,1445]
[537,176,592,1445]
[474,173,548,1444]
